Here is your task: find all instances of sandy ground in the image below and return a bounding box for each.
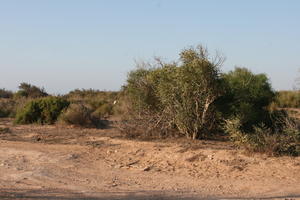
[0,118,299,200]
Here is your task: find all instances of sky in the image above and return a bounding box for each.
[0,0,299,94]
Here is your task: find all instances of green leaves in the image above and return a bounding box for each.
[125,45,223,139]
[15,97,69,124]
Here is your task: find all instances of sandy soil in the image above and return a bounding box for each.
[0,118,299,200]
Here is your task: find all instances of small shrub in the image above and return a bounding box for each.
[59,104,94,127]
[65,89,119,118]
[224,117,300,156]
[223,118,248,146]
[92,103,113,119]
[273,91,300,108]
[0,99,16,118]
[15,82,48,98]
[15,97,69,124]
[0,88,13,98]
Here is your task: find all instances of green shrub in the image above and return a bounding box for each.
[124,45,223,139]
[217,67,275,131]
[125,67,160,114]
[15,97,69,124]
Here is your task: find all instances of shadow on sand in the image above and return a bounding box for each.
[1,189,300,200]
[0,189,204,200]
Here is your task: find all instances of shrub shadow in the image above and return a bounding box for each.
[0,189,206,200]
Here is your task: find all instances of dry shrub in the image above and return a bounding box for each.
[59,103,108,128]
[92,103,113,119]
[0,99,15,117]
[0,88,13,98]
[274,90,300,108]
[224,116,300,156]
[116,108,179,140]
[59,104,94,127]
[0,97,33,118]
[15,82,48,98]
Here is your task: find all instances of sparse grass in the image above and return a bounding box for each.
[65,89,119,119]
[272,90,300,108]
[0,127,10,134]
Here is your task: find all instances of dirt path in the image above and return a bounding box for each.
[0,119,300,199]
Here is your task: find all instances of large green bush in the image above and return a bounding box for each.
[124,46,223,139]
[15,96,69,124]
[217,67,275,131]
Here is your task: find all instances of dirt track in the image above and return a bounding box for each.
[0,119,300,200]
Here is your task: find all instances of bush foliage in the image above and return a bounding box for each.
[59,104,94,127]
[123,45,283,145]
[224,117,300,156]
[65,89,117,119]
[15,96,69,124]
[217,67,275,131]
[0,88,13,98]
[124,45,224,139]
[273,91,300,108]
[15,83,48,98]
[2,45,299,156]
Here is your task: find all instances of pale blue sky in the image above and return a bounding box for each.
[0,0,299,94]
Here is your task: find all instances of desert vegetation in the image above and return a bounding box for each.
[272,90,300,108]
[0,45,299,156]
[15,96,69,124]
[121,45,300,155]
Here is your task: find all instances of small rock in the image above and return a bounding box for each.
[142,166,151,171]
[114,165,123,169]
[207,155,214,160]
[67,154,79,160]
